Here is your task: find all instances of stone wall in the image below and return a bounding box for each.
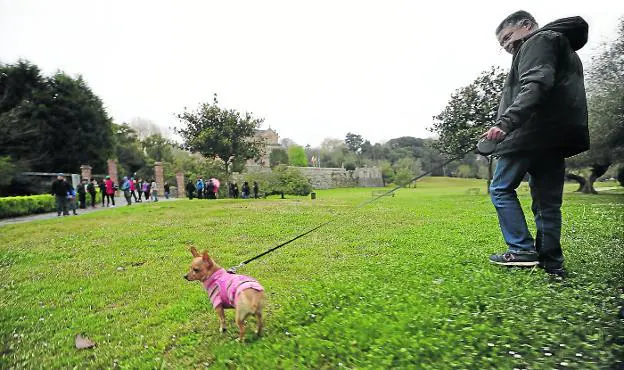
[296,167,356,189]
[235,165,384,190]
[353,167,384,188]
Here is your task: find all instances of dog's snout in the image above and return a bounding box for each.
[183,274,189,280]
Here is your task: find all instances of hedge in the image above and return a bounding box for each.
[0,195,56,218]
[0,191,103,219]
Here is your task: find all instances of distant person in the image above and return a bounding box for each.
[121,176,132,206]
[142,180,151,201]
[242,181,250,199]
[51,173,70,216]
[104,175,116,207]
[99,179,106,207]
[130,177,139,202]
[150,179,159,202]
[253,181,259,199]
[164,182,170,199]
[233,183,239,198]
[67,182,78,215]
[206,179,215,199]
[137,178,144,202]
[87,178,97,208]
[77,178,88,209]
[186,180,195,200]
[196,177,205,199]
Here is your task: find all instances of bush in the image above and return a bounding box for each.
[0,194,56,218]
[268,166,312,196]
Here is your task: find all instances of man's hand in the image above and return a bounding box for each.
[481,126,507,142]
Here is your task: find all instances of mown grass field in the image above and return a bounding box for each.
[1,178,623,369]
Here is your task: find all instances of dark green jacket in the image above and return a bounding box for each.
[495,17,590,158]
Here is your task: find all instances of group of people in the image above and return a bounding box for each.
[228,181,259,199]
[117,176,170,206]
[186,177,219,200]
[51,174,172,215]
[183,177,260,200]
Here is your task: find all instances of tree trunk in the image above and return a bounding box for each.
[566,163,610,194]
[584,164,610,194]
[565,173,586,192]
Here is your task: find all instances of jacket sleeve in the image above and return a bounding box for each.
[497,32,561,133]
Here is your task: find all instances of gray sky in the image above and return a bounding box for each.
[1,1,622,147]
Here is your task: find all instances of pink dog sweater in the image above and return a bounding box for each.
[202,268,264,309]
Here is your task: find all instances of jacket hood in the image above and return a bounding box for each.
[524,16,588,51]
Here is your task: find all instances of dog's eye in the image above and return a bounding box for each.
[193,268,200,272]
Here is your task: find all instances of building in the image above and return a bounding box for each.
[247,128,281,167]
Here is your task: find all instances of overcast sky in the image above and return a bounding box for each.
[1,1,622,147]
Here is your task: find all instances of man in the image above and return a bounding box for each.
[51,173,70,216]
[196,177,204,199]
[164,182,170,199]
[77,178,87,209]
[121,176,132,206]
[484,11,589,276]
[87,179,97,208]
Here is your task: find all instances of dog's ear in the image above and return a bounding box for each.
[202,251,213,267]
[190,246,199,257]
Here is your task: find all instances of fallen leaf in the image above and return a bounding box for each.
[75,334,95,349]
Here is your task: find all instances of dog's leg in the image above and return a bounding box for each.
[235,309,246,342]
[255,310,263,337]
[215,306,227,333]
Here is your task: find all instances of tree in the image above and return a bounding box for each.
[142,134,174,163]
[378,160,395,185]
[319,138,347,168]
[270,148,289,167]
[0,60,114,174]
[288,145,308,167]
[345,132,364,153]
[393,157,422,186]
[175,94,264,176]
[566,18,624,193]
[112,123,147,177]
[430,67,507,156]
[128,117,165,140]
[280,138,297,148]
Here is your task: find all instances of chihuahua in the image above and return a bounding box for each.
[184,247,265,341]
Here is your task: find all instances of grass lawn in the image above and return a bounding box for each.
[1,177,623,369]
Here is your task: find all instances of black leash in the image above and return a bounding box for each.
[227,145,481,273]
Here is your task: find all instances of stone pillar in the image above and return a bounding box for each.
[176,171,185,198]
[80,164,92,180]
[107,159,118,187]
[154,162,164,189]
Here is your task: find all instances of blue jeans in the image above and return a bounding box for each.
[489,152,565,269]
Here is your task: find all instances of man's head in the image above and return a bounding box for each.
[56,173,64,180]
[496,10,538,54]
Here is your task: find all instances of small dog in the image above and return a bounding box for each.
[184,247,265,341]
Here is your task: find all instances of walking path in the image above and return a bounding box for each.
[0,196,181,227]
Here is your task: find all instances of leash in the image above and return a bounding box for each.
[227,143,487,273]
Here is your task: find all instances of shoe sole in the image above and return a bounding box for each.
[489,260,540,267]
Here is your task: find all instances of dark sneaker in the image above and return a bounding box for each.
[540,265,566,278]
[489,252,539,267]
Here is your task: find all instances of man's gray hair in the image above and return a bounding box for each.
[496,10,538,35]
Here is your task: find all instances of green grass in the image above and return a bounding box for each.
[1,177,623,369]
